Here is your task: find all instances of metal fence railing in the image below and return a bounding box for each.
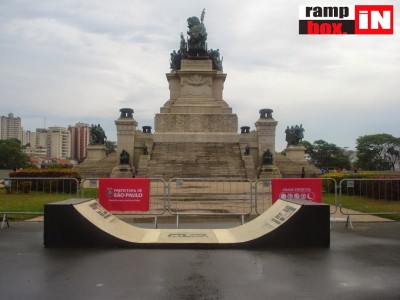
[2,176,399,229]
[321,178,339,214]
[254,179,272,214]
[166,178,253,228]
[80,178,168,216]
[254,178,339,215]
[339,178,400,228]
[0,177,79,228]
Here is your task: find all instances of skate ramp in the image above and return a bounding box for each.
[44,198,330,248]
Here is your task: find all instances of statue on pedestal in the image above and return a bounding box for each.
[285,124,305,146]
[187,9,207,56]
[244,145,250,156]
[119,149,129,165]
[169,9,223,71]
[90,124,107,145]
[262,149,273,165]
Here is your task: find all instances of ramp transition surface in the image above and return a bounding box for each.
[44,198,330,248]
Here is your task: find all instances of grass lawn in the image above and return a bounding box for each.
[323,193,400,221]
[2,188,399,221]
[0,190,75,220]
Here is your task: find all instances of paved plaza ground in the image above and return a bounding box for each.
[1,219,400,300]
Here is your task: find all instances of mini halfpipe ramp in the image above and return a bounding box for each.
[44,198,330,248]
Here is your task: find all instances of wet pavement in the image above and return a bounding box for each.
[1,221,400,300]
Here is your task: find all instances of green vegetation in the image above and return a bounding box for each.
[321,171,400,181]
[1,168,81,220]
[7,169,81,194]
[0,139,30,169]
[356,134,400,171]
[302,134,400,172]
[2,184,399,221]
[0,191,73,220]
[323,193,400,221]
[80,188,98,199]
[302,139,351,170]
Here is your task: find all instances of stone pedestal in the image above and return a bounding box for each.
[155,59,238,134]
[115,114,138,167]
[258,164,282,179]
[110,164,134,178]
[86,144,107,161]
[285,145,307,162]
[255,110,278,169]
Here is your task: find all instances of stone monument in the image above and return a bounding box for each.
[155,9,237,144]
[103,10,318,180]
[74,124,117,179]
[111,108,137,177]
[85,124,107,161]
[285,124,307,162]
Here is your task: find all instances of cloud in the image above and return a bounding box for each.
[0,0,399,152]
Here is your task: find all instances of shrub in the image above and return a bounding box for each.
[8,168,81,194]
[320,171,400,200]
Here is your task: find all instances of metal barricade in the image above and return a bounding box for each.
[1,177,79,228]
[254,179,272,214]
[321,178,339,215]
[80,178,168,216]
[6,176,399,230]
[167,178,253,226]
[339,178,400,228]
[254,178,338,215]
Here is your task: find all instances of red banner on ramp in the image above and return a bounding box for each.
[271,178,322,204]
[99,178,150,212]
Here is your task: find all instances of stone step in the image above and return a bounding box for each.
[145,142,247,179]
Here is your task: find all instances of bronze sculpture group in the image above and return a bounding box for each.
[90,124,107,145]
[170,9,223,71]
[285,125,305,146]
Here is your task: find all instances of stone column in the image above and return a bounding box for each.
[115,108,138,167]
[255,108,278,169]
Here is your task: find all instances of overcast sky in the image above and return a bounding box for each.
[0,0,399,151]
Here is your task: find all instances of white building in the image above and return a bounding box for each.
[0,113,22,141]
[35,128,48,149]
[47,127,71,159]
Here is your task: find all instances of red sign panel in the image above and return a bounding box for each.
[99,178,150,212]
[271,178,322,204]
[355,5,393,35]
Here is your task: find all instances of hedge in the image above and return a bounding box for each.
[320,171,400,200]
[7,169,81,194]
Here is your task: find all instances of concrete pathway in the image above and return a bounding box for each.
[1,221,400,299]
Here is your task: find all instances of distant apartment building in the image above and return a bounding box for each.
[47,127,71,159]
[35,128,48,149]
[0,113,22,141]
[23,130,36,147]
[23,145,47,158]
[68,122,90,161]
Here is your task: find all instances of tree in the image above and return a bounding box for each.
[302,139,351,170]
[0,139,30,169]
[386,146,400,171]
[355,134,400,171]
[105,141,116,155]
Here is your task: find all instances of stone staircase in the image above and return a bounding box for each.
[139,142,247,179]
[274,153,319,178]
[74,152,117,178]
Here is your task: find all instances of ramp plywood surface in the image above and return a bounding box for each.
[74,200,300,244]
[44,198,329,248]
